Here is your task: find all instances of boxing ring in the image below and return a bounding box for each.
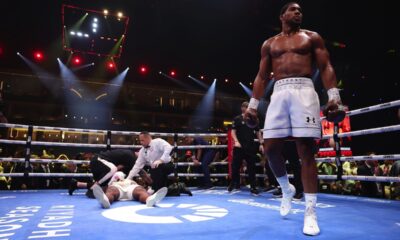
[0,188,399,240]
[1,100,400,239]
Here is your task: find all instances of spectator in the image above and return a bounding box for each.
[0,163,8,190]
[317,162,337,193]
[0,97,7,124]
[184,136,217,189]
[357,156,382,198]
[380,160,393,198]
[342,161,358,195]
[389,160,400,199]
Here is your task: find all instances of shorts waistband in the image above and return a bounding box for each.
[273,77,314,91]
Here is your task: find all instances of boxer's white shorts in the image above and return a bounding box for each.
[263,77,321,139]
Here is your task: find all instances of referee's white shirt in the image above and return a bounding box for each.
[127,138,173,179]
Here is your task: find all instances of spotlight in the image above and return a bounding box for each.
[84,34,89,38]
[91,62,95,66]
[225,79,229,83]
[34,51,43,61]
[188,75,191,78]
[117,12,123,18]
[94,18,98,22]
[77,32,82,37]
[200,76,204,80]
[170,70,176,76]
[16,52,20,55]
[107,61,115,70]
[159,71,162,74]
[104,9,109,15]
[70,31,76,35]
[92,29,97,33]
[140,66,147,73]
[92,23,98,28]
[73,57,81,65]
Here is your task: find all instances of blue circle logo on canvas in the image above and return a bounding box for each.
[102,203,228,224]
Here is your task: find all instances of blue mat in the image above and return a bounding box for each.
[0,188,399,240]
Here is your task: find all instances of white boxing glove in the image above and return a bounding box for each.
[108,171,126,185]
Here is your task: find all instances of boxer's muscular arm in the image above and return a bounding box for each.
[252,40,272,100]
[311,32,337,90]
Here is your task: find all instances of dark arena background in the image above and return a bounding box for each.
[0,1,399,240]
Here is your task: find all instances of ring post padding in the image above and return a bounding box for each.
[333,123,343,180]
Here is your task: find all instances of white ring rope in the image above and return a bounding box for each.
[320,99,400,120]
[175,162,228,166]
[316,175,400,183]
[0,114,398,148]
[0,139,227,149]
[345,99,400,117]
[109,131,227,137]
[177,145,227,149]
[0,139,108,148]
[0,173,92,178]
[321,124,400,139]
[318,147,351,151]
[0,123,108,134]
[0,123,226,137]
[178,173,400,183]
[316,154,400,163]
[176,133,227,137]
[0,172,399,183]
[0,158,90,165]
[107,144,142,149]
[1,154,399,165]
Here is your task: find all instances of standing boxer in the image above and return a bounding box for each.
[246,2,343,235]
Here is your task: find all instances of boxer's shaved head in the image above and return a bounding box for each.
[280,2,300,16]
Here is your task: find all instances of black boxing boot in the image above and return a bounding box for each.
[68,179,78,195]
[178,182,192,196]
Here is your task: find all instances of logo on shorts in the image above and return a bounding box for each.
[102,203,228,224]
[306,117,316,124]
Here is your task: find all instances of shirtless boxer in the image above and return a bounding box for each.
[246,2,344,235]
[92,171,167,209]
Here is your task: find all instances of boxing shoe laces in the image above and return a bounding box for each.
[303,206,320,236]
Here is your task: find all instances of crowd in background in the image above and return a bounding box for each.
[0,142,399,200]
